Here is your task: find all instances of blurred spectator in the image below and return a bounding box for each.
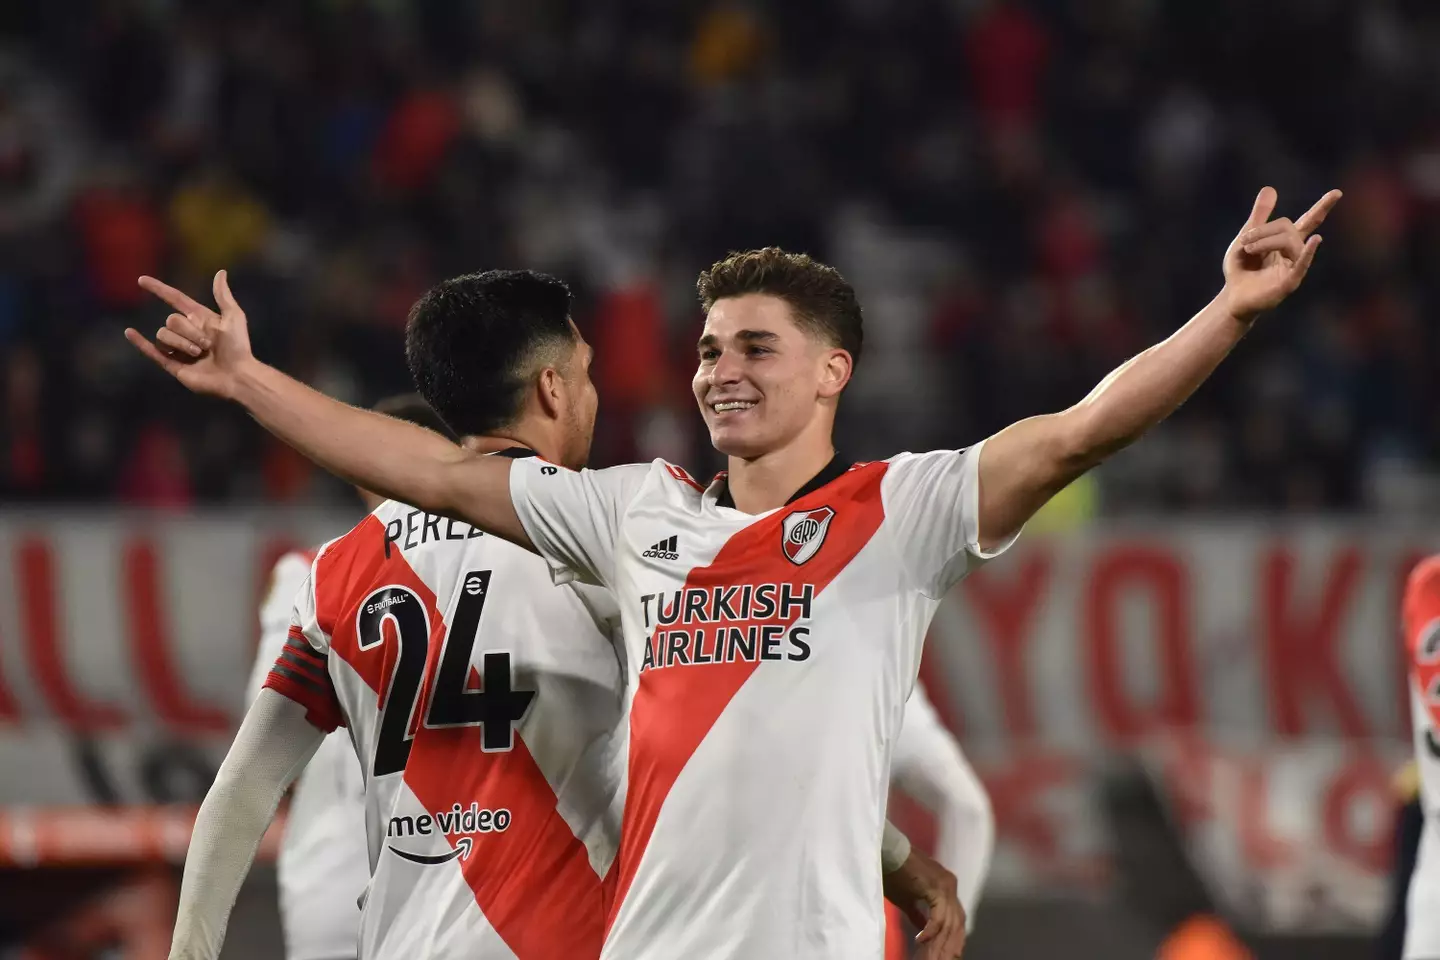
[118,423,193,508]
[72,161,164,309]
[2,0,1437,511]
[168,166,272,279]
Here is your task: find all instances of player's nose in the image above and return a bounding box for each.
[709,348,745,385]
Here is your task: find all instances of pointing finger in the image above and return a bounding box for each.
[1295,189,1343,236]
[1244,186,1278,230]
[138,276,211,318]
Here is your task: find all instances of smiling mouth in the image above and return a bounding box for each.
[711,401,757,414]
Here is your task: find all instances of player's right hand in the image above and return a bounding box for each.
[126,270,256,400]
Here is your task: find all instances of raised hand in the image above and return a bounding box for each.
[1219,186,1342,322]
[125,270,256,400]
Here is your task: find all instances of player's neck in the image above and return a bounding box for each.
[725,439,837,515]
[461,431,558,463]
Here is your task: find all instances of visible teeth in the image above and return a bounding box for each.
[714,401,756,412]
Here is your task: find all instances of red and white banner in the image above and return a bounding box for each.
[0,514,1428,929]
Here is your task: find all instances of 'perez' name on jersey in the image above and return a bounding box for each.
[382,508,484,556]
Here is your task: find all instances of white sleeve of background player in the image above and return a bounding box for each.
[508,459,652,588]
[244,553,315,706]
[883,442,1021,598]
[168,689,323,960]
[891,683,994,924]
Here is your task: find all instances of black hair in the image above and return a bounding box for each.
[371,393,458,442]
[405,270,577,436]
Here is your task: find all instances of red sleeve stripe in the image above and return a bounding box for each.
[269,663,328,698]
[278,651,327,685]
[283,634,328,665]
[263,670,344,733]
[286,625,308,643]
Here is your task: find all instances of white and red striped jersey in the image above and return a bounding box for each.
[509,444,1017,960]
[265,463,625,960]
[1403,557,1440,960]
[247,548,369,960]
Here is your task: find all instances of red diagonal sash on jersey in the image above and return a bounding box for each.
[316,516,604,958]
[603,462,890,933]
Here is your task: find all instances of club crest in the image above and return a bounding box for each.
[781,506,835,565]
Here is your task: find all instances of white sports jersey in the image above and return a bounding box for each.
[247,549,368,960]
[1403,557,1440,960]
[509,444,1017,960]
[265,475,625,960]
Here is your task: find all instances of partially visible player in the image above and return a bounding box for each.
[1400,557,1440,960]
[166,271,951,960]
[133,185,1336,960]
[243,395,455,960]
[885,681,994,959]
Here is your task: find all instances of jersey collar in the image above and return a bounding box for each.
[494,447,538,459]
[713,454,850,510]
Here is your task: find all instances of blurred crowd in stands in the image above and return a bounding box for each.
[1,0,1438,513]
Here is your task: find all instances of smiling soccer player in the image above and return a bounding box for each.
[132,186,1339,960]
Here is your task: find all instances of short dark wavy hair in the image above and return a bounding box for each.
[696,247,863,369]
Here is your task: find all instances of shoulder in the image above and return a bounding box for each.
[1407,556,1440,602]
[585,459,702,501]
[1404,555,1440,632]
[271,548,318,585]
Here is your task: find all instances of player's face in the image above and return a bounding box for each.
[693,294,849,459]
[560,329,598,470]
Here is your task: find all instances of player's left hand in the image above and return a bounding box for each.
[883,848,967,958]
[1218,186,1342,322]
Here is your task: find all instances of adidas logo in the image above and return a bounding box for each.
[643,535,680,561]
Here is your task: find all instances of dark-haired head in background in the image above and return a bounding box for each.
[404,269,597,471]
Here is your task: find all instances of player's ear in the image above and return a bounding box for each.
[816,349,852,400]
[536,366,565,421]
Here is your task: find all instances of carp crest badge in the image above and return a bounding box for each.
[781,506,835,565]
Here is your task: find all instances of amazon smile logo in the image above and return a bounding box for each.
[385,803,512,864]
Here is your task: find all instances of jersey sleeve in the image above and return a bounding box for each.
[245,552,315,706]
[508,458,652,588]
[890,683,994,922]
[262,568,345,733]
[882,442,1021,598]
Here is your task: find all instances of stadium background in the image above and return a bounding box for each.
[1,0,1438,956]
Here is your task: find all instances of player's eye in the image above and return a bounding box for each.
[746,346,771,357]
[699,348,720,362]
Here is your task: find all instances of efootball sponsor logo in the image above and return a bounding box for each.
[385,802,511,865]
[643,535,680,561]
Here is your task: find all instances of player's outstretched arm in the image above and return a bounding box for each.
[973,187,1341,550]
[126,271,531,548]
[170,690,323,960]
